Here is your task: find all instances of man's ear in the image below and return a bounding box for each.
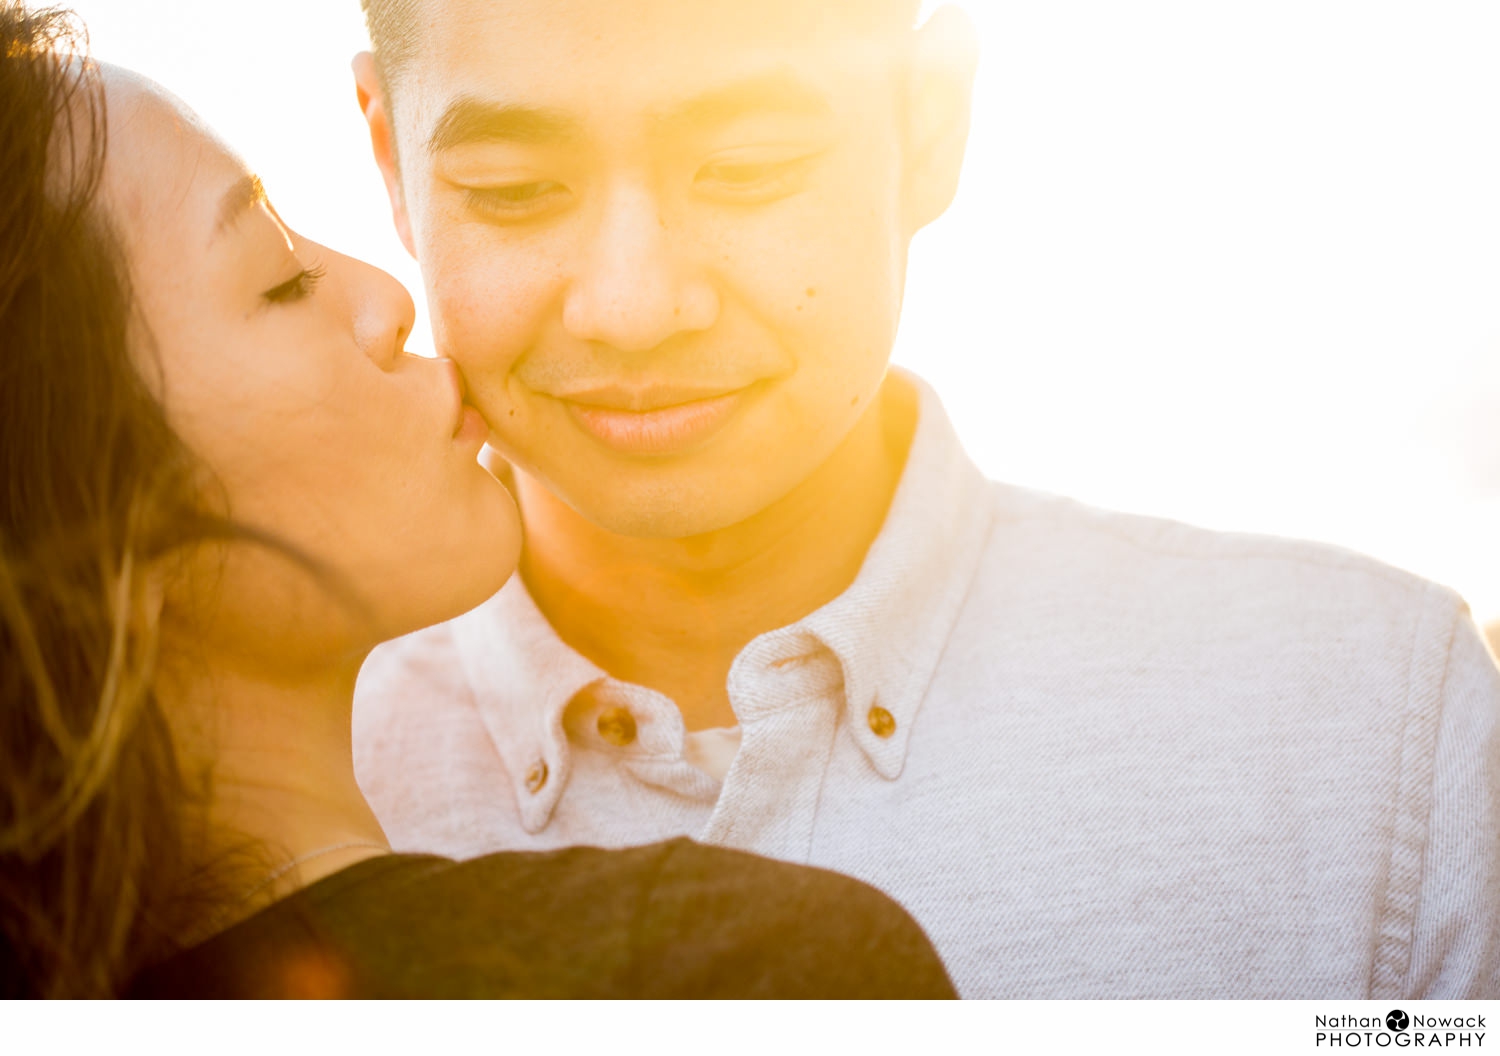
[353,51,418,259]
[902,5,980,235]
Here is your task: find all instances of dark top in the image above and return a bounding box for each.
[127,838,955,999]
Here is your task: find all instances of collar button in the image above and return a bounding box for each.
[524,760,549,794]
[596,706,638,747]
[867,704,897,739]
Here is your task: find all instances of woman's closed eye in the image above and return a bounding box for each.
[262,262,326,305]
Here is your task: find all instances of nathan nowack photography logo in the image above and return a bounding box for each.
[1315,1010,1487,1048]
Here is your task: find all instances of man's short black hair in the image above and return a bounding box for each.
[360,0,924,95]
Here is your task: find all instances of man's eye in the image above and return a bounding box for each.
[262,263,326,305]
[702,161,777,185]
[463,181,570,221]
[695,153,820,203]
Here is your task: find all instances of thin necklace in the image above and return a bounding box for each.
[237,840,390,906]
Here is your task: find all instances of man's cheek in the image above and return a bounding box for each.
[446,293,526,370]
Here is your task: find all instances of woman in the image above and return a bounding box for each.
[0,3,954,999]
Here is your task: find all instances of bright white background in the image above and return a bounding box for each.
[67,0,1500,623]
[8,997,1495,1054]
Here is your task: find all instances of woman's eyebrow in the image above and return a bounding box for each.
[211,173,267,244]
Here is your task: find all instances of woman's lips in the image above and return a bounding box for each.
[441,357,489,452]
[564,389,748,456]
[454,403,490,450]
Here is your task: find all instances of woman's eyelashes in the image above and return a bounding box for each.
[262,261,326,306]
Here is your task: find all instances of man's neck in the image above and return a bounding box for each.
[518,373,918,731]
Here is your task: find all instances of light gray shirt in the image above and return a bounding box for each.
[354,373,1500,998]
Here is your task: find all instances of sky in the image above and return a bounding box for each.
[65,0,1500,623]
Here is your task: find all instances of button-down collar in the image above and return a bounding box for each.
[447,371,994,829]
[448,580,599,833]
[771,377,992,777]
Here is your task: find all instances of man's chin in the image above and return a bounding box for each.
[561,492,771,542]
[534,465,800,543]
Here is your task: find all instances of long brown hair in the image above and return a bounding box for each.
[0,2,214,997]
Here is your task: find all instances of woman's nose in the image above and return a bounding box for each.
[349,252,417,367]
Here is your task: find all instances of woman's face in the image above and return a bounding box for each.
[98,70,518,665]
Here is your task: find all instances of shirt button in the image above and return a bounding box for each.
[867,704,897,739]
[596,706,638,747]
[524,760,549,794]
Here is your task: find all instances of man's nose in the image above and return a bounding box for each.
[561,183,718,352]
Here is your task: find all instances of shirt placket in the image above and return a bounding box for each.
[698,634,845,862]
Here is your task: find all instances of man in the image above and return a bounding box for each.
[350,0,1500,997]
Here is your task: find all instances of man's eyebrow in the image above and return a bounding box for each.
[427,99,582,152]
[426,76,830,154]
[654,72,834,132]
[212,173,267,242]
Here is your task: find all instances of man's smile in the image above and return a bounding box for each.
[559,383,757,456]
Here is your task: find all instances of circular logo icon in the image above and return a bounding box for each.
[1387,1011,1410,1032]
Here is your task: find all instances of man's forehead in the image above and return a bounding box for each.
[413,0,907,42]
[403,0,900,132]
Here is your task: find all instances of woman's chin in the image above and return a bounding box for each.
[474,472,523,595]
[404,478,521,634]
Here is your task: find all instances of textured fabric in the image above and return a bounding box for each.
[681,726,742,782]
[127,840,955,999]
[354,371,1500,999]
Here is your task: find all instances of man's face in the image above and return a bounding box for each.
[381,0,918,538]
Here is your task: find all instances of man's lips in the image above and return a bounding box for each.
[553,381,755,412]
[561,386,752,456]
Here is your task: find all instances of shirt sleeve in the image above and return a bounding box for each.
[1405,604,1500,998]
[628,839,956,999]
